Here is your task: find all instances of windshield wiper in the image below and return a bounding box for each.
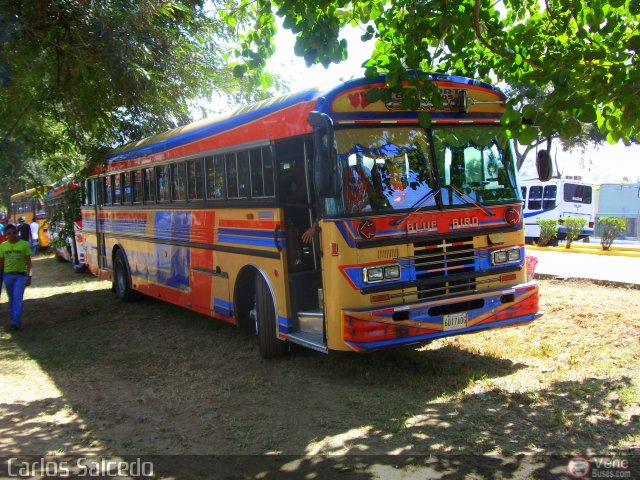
[390,187,440,226]
[447,184,496,217]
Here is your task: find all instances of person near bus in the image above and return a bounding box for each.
[0,224,32,331]
[29,218,40,256]
[17,217,30,242]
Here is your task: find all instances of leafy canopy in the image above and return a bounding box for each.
[0,0,273,203]
[227,0,640,144]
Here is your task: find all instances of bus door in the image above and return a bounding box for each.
[275,137,324,341]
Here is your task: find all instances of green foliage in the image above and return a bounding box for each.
[48,185,82,250]
[599,217,627,251]
[0,0,279,203]
[536,218,558,247]
[563,217,588,248]
[226,0,640,144]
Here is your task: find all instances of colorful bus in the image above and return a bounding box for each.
[521,177,595,244]
[9,188,50,249]
[44,179,86,269]
[79,73,544,357]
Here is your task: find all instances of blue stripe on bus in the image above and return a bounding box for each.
[278,316,293,334]
[218,235,280,247]
[218,228,284,239]
[107,90,322,164]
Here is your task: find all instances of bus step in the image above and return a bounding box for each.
[287,331,328,354]
[297,309,324,333]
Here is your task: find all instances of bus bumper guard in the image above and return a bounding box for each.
[342,282,539,351]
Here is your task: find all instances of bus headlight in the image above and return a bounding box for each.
[492,247,521,265]
[384,265,400,280]
[363,264,401,283]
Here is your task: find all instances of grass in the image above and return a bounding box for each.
[0,255,638,460]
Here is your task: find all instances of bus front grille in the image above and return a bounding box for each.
[412,237,477,298]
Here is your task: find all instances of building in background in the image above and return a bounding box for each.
[595,183,640,240]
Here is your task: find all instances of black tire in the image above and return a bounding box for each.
[255,274,286,359]
[113,249,141,302]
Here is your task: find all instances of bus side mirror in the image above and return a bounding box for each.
[308,111,337,197]
[536,149,553,182]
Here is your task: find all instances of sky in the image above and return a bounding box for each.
[264,24,640,185]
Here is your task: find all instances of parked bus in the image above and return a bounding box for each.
[9,188,50,249]
[44,179,86,270]
[79,73,545,357]
[521,177,594,244]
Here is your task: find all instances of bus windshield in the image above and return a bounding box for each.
[327,127,437,217]
[432,126,519,205]
[324,126,519,218]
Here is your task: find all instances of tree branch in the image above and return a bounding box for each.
[473,0,542,70]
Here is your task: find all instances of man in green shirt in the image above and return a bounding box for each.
[0,224,32,330]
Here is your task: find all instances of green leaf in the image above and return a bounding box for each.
[518,125,539,145]
[418,112,432,128]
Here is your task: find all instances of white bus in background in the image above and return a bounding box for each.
[521,177,595,244]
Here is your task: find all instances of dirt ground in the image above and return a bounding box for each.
[1,254,638,478]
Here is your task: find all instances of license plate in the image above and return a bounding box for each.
[443,312,468,331]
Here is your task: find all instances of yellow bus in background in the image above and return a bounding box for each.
[9,188,50,249]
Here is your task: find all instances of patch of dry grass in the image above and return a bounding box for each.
[1,256,638,458]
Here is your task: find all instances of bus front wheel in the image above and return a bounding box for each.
[254,274,287,359]
[113,250,140,302]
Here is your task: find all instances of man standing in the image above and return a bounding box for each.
[17,217,30,242]
[0,224,32,331]
[29,218,40,256]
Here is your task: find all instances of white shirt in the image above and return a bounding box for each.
[30,221,39,240]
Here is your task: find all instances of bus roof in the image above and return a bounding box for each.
[105,72,506,171]
[9,187,38,201]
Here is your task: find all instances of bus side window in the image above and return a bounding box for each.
[521,186,527,201]
[172,162,187,201]
[543,185,557,209]
[132,170,143,203]
[528,185,542,210]
[206,155,225,200]
[187,159,204,201]
[123,172,132,204]
[104,176,112,205]
[156,165,171,202]
[144,168,156,203]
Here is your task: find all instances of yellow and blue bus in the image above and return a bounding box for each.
[44,179,85,268]
[9,188,50,249]
[79,73,544,357]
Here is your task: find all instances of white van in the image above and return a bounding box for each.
[521,177,595,243]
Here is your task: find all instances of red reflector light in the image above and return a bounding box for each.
[371,294,390,303]
[500,273,517,282]
[330,242,339,256]
[589,221,594,228]
[505,207,520,226]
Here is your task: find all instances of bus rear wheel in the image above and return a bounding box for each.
[113,250,141,302]
[254,274,286,359]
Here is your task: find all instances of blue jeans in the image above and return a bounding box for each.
[31,239,39,257]
[4,273,26,327]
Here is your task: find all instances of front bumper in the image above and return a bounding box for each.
[342,282,539,351]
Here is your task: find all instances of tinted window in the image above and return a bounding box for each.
[144,168,156,202]
[104,176,112,205]
[528,185,542,210]
[205,155,225,199]
[133,170,143,203]
[237,151,249,198]
[187,159,204,200]
[564,183,592,204]
[123,172,132,203]
[250,147,275,198]
[543,185,557,210]
[172,162,187,201]
[225,153,239,198]
[113,174,121,204]
[156,165,171,202]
